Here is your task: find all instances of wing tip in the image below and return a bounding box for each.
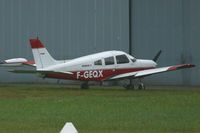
[168,64,195,71]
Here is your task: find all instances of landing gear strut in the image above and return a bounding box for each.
[138,83,145,90]
[138,79,145,90]
[81,82,89,89]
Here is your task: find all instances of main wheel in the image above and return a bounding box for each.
[138,83,145,90]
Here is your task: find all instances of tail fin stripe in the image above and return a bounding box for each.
[30,39,44,49]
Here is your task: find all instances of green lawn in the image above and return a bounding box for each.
[0,84,200,133]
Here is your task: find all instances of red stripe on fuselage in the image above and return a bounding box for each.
[45,67,153,81]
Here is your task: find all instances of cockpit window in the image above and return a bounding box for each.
[94,60,102,65]
[105,56,114,65]
[116,54,129,64]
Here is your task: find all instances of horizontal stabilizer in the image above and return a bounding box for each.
[22,61,36,67]
[0,58,36,67]
[0,58,34,67]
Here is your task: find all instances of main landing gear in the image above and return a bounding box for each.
[81,82,89,89]
[138,78,146,90]
[138,82,145,90]
[124,79,146,90]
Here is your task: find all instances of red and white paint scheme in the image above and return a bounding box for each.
[1,38,195,89]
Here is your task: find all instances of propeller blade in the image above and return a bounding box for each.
[153,50,162,62]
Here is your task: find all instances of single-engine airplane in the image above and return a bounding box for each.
[0,38,195,89]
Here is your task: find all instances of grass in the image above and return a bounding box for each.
[0,84,200,133]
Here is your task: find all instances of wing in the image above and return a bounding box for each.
[9,70,73,75]
[109,64,195,80]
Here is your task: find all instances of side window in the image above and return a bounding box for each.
[94,60,102,65]
[116,54,129,64]
[105,56,114,65]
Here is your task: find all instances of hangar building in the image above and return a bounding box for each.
[0,0,199,86]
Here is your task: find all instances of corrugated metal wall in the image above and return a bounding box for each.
[0,0,199,86]
[131,0,200,86]
[0,0,129,83]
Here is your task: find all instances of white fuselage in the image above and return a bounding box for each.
[40,51,157,81]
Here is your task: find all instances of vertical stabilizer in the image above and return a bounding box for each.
[29,38,57,69]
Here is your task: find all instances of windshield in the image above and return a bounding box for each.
[131,58,136,62]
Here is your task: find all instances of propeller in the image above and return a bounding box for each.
[153,50,162,62]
